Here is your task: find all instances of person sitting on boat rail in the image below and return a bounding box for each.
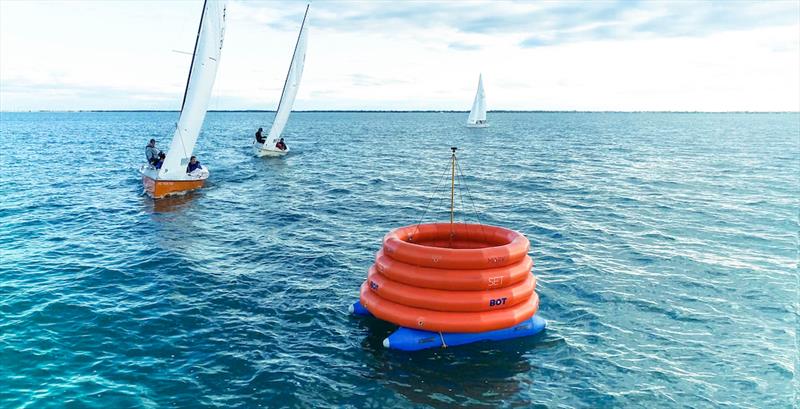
[186,156,202,173]
[255,128,265,144]
[145,139,160,166]
[275,138,287,151]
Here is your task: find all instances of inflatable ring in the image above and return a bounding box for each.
[374,250,533,291]
[367,266,536,312]
[383,223,530,270]
[360,283,540,333]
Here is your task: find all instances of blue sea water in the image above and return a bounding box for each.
[0,111,797,408]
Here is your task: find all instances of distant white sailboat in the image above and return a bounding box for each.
[140,0,226,198]
[466,74,488,128]
[255,5,310,157]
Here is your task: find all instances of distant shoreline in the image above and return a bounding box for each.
[2,110,798,114]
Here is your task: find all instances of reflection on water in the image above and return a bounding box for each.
[145,191,201,214]
[357,316,549,408]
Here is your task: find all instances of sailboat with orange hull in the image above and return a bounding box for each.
[140,0,226,198]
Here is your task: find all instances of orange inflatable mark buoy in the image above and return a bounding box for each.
[366,265,536,312]
[360,223,540,333]
[374,249,533,291]
[360,283,540,333]
[383,223,530,270]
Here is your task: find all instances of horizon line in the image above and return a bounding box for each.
[2,110,798,114]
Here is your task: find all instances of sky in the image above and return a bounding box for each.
[1,0,798,111]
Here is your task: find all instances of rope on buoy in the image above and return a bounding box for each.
[409,148,489,247]
[455,159,489,243]
[439,331,447,348]
[412,153,453,237]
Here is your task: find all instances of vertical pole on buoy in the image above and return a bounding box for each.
[450,147,457,226]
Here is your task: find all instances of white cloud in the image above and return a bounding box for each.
[1,0,798,111]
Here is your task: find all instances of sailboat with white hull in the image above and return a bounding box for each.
[140,0,226,198]
[466,74,488,128]
[254,5,309,157]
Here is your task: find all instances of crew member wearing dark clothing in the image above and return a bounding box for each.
[145,139,160,165]
[186,156,202,173]
[276,138,287,151]
[255,128,265,144]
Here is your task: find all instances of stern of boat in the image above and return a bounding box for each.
[140,164,209,199]
[255,146,290,157]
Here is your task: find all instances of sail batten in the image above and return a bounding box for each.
[261,5,310,153]
[467,74,487,126]
[159,0,226,179]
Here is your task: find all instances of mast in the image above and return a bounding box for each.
[449,147,458,248]
[273,4,309,117]
[450,147,457,225]
[181,0,208,113]
[158,0,225,179]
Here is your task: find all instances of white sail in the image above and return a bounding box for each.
[159,0,226,179]
[466,74,487,125]
[260,5,309,153]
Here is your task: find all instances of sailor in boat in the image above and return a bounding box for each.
[145,139,166,169]
[145,139,160,166]
[186,156,203,174]
[255,127,265,144]
[275,138,287,151]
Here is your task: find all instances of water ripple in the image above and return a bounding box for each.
[0,112,797,408]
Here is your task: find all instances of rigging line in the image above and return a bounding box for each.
[454,158,473,239]
[456,159,474,226]
[413,161,451,238]
[411,157,452,239]
[456,159,489,243]
[458,161,487,240]
[455,156,468,226]
[456,162,483,229]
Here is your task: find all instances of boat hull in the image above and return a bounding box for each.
[466,123,489,128]
[254,143,290,157]
[142,175,205,199]
[140,164,209,199]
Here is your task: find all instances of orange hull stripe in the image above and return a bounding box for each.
[142,176,205,198]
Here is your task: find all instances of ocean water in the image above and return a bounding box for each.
[0,111,797,408]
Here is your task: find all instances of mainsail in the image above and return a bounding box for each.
[262,5,310,152]
[159,0,226,179]
[467,74,487,125]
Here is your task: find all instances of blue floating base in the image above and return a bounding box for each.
[385,315,547,351]
[351,300,546,351]
[349,300,372,317]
